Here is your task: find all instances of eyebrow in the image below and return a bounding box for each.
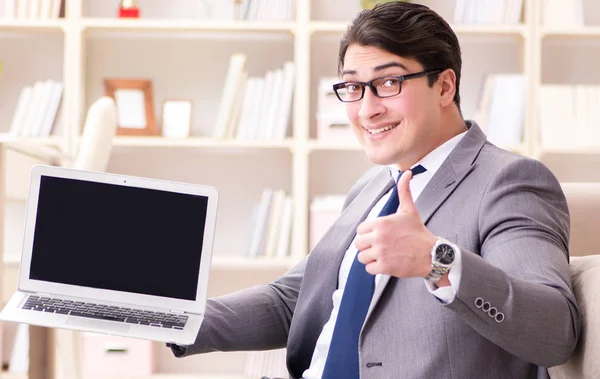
[341,61,409,77]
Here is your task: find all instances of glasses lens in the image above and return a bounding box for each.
[372,77,401,98]
[336,83,363,102]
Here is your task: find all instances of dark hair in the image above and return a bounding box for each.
[338,2,462,109]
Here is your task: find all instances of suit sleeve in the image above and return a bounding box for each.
[445,158,581,368]
[170,257,306,357]
[169,166,384,358]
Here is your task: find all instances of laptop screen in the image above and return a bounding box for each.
[28,175,209,301]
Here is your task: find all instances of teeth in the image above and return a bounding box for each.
[368,124,396,134]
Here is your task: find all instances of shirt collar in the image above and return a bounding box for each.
[390,130,468,181]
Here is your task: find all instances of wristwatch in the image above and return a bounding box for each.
[425,237,458,284]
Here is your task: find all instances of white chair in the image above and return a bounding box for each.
[548,183,600,379]
[3,96,117,379]
[6,95,118,172]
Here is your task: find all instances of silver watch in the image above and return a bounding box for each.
[425,237,458,284]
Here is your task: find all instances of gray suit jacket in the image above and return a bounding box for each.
[173,121,581,379]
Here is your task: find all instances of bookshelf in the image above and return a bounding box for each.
[3,0,600,377]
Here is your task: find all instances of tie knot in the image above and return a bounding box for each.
[399,164,426,180]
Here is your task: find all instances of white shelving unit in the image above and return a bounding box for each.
[3,0,600,377]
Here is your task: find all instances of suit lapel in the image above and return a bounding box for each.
[364,122,488,323]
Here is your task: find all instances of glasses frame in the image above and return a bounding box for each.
[332,69,443,103]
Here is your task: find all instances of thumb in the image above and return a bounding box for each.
[398,170,417,213]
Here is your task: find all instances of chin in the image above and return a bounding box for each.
[364,149,396,166]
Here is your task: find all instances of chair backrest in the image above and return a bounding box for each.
[560,182,600,257]
[548,255,600,379]
[548,183,600,379]
[72,96,117,172]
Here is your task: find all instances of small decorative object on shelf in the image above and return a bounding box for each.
[118,0,140,18]
[104,78,158,136]
[361,0,408,10]
[161,100,192,138]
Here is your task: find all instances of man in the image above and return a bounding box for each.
[169,3,581,378]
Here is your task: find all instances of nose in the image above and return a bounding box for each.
[358,86,385,120]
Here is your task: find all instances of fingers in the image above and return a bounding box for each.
[397,170,417,213]
[356,219,375,235]
[357,250,382,275]
[354,231,372,252]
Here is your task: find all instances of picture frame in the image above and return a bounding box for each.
[161,100,192,138]
[104,79,158,136]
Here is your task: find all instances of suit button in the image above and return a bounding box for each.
[482,301,491,312]
[488,307,497,317]
[495,312,505,323]
[474,297,484,308]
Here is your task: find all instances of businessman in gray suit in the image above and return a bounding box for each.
[169,3,581,378]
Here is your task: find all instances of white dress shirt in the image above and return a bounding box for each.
[302,131,467,379]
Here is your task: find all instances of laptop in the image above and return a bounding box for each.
[0,165,218,345]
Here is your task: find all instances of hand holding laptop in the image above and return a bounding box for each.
[0,165,219,345]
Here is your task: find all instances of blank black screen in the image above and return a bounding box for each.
[29,176,209,301]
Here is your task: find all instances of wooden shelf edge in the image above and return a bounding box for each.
[307,141,362,152]
[0,372,28,379]
[0,19,65,31]
[112,136,294,149]
[3,254,21,266]
[542,26,600,37]
[81,18,295,33]
[0,136,63,146]
[310,21,526,36]
[538,147,600,156]
[451,23,527,36]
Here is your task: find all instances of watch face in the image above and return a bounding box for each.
[435,244,455,265]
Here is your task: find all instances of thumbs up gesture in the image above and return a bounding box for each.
[355,170,438,279]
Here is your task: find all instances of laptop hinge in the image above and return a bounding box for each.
[169,309,185,314]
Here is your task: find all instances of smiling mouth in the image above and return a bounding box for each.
[364,124,399,135]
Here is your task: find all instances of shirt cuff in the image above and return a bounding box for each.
[425,245,463,304]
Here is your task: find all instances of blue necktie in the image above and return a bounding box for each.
[321,165,427,379]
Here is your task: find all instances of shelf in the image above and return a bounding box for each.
[451,24,527,36]
[0,135,63,147]
[3,253,21,266]
[0,19,65,32]
[309,21,527,36]
[541,26,600,38]
[307,140,362,151]
[309,21,347,33]
[0,372,27,379]
[112,136,294,150]
[538,147,600,155]
[81,18,295,34]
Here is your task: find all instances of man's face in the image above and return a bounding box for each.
[341,44,442,170]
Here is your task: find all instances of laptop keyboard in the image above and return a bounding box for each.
[22,295,188,330]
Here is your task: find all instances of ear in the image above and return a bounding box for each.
[438,69,456,108]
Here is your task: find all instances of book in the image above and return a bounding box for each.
[213,53,247,139]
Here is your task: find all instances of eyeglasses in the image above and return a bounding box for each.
[332,69,443,103]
